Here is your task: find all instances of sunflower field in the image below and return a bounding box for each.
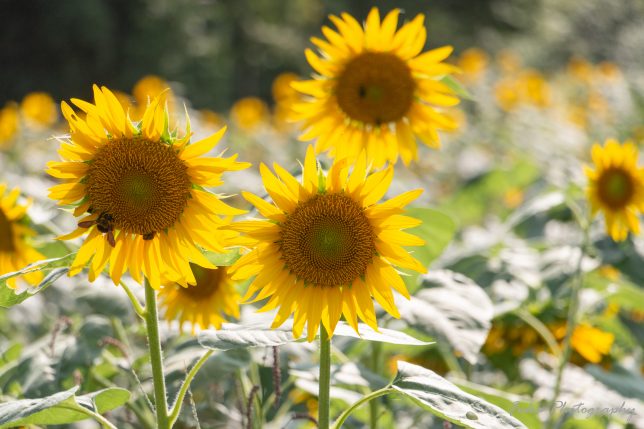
[1,1,644,428]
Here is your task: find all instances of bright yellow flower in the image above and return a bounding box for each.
[585,139,644,241]
[292,8,460,168]
[228,146,426,341]
[231,97,269,132]
[21,92,57,127]
[158,264,240,333]
[47,85,250,289]
[0,103,20,147]
[0,185,45,288]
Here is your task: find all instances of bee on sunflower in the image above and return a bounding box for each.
[585,139,644,241]
[292,8,460,168]
[228,146,426,341]
[47,85,250,288]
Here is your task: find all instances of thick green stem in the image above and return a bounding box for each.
[144,280,169,429]
[331,387,393,429]
[547,225,590,427]
[168,350,213,426]
[319,326,332,429]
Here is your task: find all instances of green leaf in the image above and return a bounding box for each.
[76,388,131,414]
[198,320,430,350]
[0,387,78,427]
[396,270,493,364]
[405,207,456,270]
[441,75,474,100]
[585,365,644,401]
[0,253,76,308]
[456,379,543,429]
[0,387,129,427]
[392,361,527,429]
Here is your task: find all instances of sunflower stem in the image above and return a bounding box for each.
[331,387,393,429]
[546,221,590,427]
[318,326,332,429]
[144,279,170,429]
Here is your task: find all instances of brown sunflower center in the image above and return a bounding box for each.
[180,264,226,299]
[85,137,191,236]
[279,193,375,287]
[0,209,15,253]
[597,168,634,209]
[335,52,415,126]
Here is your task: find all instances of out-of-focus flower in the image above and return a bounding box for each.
[231,97,269,133]
[0,103,20,147]
[598,265,620,281]
[21,92,57,127]
[158,264,240,333]
[292,7,460,167]
[494,78,519,111]
[457,48,488,83]
[554,323,614,363]
[132,75,173,121]
[497,50,521,75]
[567,57,593,84]
[519,70,550,108]
[200,109,226,130]
[272,72,301,131]
[0,185,45,288]
[585,139,644,241]
[503,187,524,209]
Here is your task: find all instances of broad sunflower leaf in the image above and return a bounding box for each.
[392,361,527,429]
[396,270,493,364]
[198,320,430,350]
[0,386,129,427]
[0,253,76,308]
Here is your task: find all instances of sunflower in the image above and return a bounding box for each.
[158,263,240,333]
[228,146,426,341]
[0,185,46,288]
[292,8,460,168]
[585,139,644,241]
[47,85,250,289]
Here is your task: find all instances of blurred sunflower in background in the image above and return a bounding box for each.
[158,264,240,333]
[228,146,426,341]
[47,85,250,289]
[20,92,57,128]
[0,103,19,147]
[293,7,460,167]
[585,139,644,241]
[0,185,45,288]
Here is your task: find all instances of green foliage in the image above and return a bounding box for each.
[0,386,129,428]
[0,253,76,308]
[391,361,527,429]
